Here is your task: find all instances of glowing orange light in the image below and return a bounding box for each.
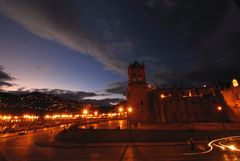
[217,106,222,111]
[118,107,123,112]
[128,107,132,113]
[160,94,165,99]
[232,79,239,87]
[189,91,192,97]
[228,145,237,151]
[45,115,50,119]
[83,109,88,115]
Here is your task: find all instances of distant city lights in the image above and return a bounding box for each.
[82,109,88,115]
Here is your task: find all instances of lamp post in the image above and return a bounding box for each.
[217,106,225,129]
[118,107,123,118]
[127,107,132,129]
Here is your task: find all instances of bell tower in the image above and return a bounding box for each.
[128,61,146,85]
[127,61,150,122]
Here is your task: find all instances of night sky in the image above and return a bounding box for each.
[0,0,240,101]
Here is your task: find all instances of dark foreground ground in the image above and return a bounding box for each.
[1,120,240,161]
[57,128,240,143]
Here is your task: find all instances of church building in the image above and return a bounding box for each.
[127,61,231,123]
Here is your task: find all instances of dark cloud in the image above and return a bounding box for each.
[0,0,240,85]
[143,0,240,84]
[0,0,132,74]
[0,65,14,87]
[105,81,127,94]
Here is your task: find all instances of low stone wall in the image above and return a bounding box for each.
[56,129,240,143]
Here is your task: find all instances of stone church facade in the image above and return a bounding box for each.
[127,61,231,123]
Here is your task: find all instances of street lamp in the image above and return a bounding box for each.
[216,105,225,129]
[217,106,222,111]
[83,109,88,115]
[160,94,165,99]
[118,107,123,113]
[127,107,133,129]
[128,107,132,113]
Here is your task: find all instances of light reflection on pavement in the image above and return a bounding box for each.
[184,136,240,156]
[0,120,239,161]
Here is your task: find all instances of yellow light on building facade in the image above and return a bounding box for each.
[118,107,123,112]
[94,111,98,116]
[128,107,132,113]
[232,79,239,87]
[217,106,222,111]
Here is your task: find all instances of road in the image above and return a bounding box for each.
[0,120,239,161]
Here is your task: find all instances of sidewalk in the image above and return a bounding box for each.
[0,126,62,139]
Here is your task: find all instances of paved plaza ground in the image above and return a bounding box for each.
[1,120,240,161]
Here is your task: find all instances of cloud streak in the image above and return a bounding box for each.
[0,0,132,74]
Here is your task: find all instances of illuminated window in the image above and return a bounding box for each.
[232,79,239,87]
